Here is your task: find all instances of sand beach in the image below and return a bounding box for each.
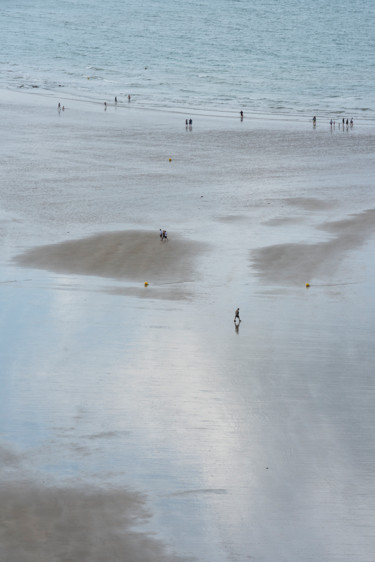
[1,89,375,561]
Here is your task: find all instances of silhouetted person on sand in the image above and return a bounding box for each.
[234,308,240,323]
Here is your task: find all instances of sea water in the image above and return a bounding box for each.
[1,0,374,119]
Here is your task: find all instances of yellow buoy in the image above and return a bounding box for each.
[169,158,172,162]
[306,283,310,288]
[144,281,149,287]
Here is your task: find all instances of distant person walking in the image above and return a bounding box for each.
[234,308,240,323]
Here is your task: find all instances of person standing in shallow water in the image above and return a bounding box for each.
[234,308,240,322]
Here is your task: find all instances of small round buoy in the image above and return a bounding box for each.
[306,283,310,288]
[169,158,172,162]
[144,282,149,287]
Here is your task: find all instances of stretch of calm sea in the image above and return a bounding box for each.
[1,0,374,120]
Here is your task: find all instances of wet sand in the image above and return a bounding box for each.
[0,476,189,562]
[2,89,375,561]
[252,208,375,285]
[14,231,207,299]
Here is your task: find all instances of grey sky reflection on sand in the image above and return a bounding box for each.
[0,273,229,560]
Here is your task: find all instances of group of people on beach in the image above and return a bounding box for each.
[103,95,131,109]
[330,117,354,129]
[185,112,244,127]
[59,97,133,112]
[159,229,168,241]
[313,115,354,129]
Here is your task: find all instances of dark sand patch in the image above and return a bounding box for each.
[252,209,375,285]
[0,444,23,468]
[215,214,248,223]
[0,482,192,562]
[168,488,227,497]
[106,285,193,301]
[319,209,375,237]
[285,197,336,211]
[14,231,208,297]
[264,216,306,226]
[84,430,130,440]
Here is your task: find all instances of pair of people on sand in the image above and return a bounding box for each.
[160,229,168,240]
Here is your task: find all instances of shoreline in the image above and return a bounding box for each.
[2,87,374,130]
